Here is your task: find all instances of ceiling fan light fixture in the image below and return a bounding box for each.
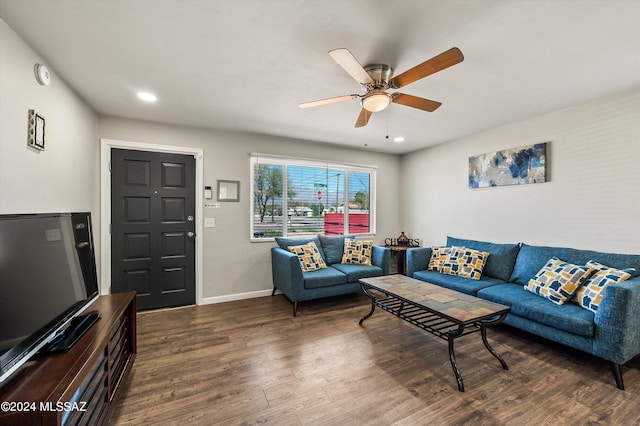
[362,91,391,112]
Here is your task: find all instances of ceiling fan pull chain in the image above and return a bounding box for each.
[386,109,390,139]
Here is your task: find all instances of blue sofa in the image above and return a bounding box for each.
[406,236,640,390]
[271,235,390,316]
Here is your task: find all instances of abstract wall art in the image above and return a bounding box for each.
[468,142,547,188]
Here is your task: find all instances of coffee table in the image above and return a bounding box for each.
[358,274,510,392]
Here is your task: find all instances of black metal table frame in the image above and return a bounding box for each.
[359,282,509,392]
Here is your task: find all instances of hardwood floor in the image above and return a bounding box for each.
[110,293,640,425]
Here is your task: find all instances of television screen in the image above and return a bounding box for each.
[0,213,99,384]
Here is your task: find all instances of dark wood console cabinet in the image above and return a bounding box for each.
[0,292,136,425]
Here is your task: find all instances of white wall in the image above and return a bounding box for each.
[98,117,401,299]
[401,89,640,254]
[0,20,99,215]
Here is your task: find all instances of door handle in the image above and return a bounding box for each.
[187,232,195,238]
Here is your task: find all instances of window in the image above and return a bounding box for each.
[251,155,376,240]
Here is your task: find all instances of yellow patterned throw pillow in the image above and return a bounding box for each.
[428,246,451,272]
[525,257,594,305]
[341,239,373,265]
[573,260,634,313]
[288,241,327,272]
[441,246,490,280]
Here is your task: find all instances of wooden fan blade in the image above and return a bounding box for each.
[329,48,374,85]
[392,93,442,112]
[355,108,372,128]
[389,47,464,89]
[298,94,358,109]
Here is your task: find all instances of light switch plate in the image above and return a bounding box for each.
[204,218,215,228]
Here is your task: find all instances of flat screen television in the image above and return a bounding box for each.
[0,212,100,385]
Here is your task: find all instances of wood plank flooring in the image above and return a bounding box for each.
[110,293,640,425]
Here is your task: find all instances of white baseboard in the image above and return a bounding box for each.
[200,289,273,305]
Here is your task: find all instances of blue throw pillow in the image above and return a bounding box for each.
[446,236,520,282]
[319,235,353,265]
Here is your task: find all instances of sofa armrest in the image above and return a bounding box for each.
[372,246,391,275]
[271,247,305,301]
[406,247,432,278]
[592,276,640,364]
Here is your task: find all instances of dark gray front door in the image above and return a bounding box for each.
[111,148,196,310]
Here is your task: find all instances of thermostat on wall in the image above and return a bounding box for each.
[34,63,51,86]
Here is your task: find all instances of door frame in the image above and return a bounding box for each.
[100,138,204,306]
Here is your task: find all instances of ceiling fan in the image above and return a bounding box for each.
[299,47,464,128]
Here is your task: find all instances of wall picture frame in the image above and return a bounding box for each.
[468,142,547,188]
[27,109,46,151]
[217,180,240,202]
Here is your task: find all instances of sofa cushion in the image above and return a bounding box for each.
[441,246,489,280]
[447,236,520,282]
[341,239,373,265]
[287,241,327,272]
[331,263,384,282]
[525,257,594,305]
[276,236,326,262]
[573,260,635,313]
[303,266,347,289]
[478,283,595,337]
[510,243,640,285]
[412,270,505,296]
[428,246,451,272]
[319,235,352,265]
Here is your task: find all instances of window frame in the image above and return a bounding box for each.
[250,154,377,242]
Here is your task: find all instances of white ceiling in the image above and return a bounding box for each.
[2,0,640,154]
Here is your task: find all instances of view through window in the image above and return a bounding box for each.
[251,156,375,240]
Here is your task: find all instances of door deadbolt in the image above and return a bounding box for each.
[187,215,194,222]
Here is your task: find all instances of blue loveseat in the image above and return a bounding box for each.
[406,236,640,390]
[271,235,390,316]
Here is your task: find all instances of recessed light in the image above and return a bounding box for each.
[137,91,157,102]
[393,136,405,143]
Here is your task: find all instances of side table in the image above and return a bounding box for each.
[384,245,411,275]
